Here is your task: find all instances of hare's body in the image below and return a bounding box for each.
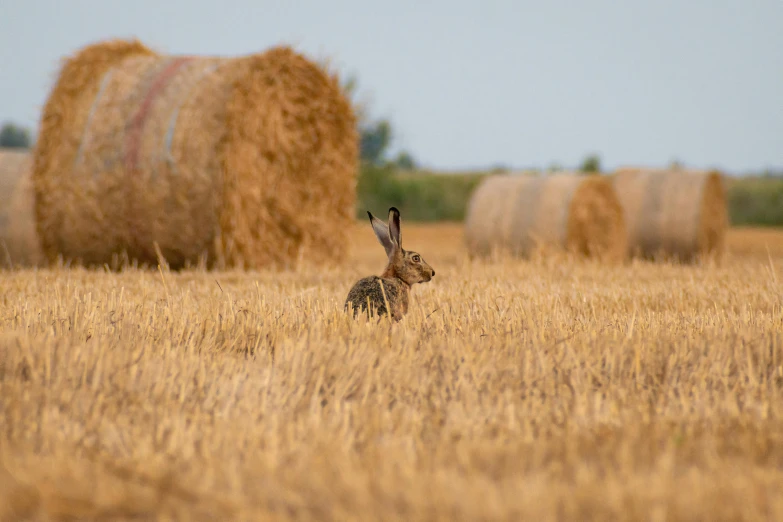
[344,207,434,321]
[345,275,409,321]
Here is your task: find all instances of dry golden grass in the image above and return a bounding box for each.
[1,223,783,521]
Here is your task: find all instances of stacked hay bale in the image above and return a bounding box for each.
[0,149,44,268]
[612,167,728,262]
[32,39,358,269]
[464,172,627,262]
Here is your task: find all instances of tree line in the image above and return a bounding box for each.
[0,122,32,148]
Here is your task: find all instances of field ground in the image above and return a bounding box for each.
[1,224,783,521]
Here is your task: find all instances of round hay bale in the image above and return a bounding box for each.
[464,172,627,262]
[612,167,728,262]
[0,149,44,269]
[32,38,358,269]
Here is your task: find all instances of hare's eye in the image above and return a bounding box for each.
[412,255,420,263]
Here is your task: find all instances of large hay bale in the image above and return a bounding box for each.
[0,149,44,269]
[464,172,627,262]
[32,38,358,269]
[612,167,728,262]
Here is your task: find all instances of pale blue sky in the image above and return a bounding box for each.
[1,0,780,174]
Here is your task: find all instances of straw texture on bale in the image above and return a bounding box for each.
[612,167,728,262]
[464,173,627,262]
[32,39,358,269]
[0,150,44,268]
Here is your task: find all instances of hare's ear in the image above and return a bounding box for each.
[368,211,395,258]
[388,207,401,248]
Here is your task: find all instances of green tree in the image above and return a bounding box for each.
[0,122,31,148]
[359,119,392,165]
[547,162,563,173]
[579,153,601,174]
[394,150,416,170]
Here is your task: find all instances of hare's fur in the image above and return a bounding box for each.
[345,207,435,321]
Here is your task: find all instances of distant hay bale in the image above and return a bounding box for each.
[0,149,44,269]
[32,38,358,269]
[464,172,627,262]
[612,167,728,262]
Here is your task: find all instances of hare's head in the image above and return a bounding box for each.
[368,207,435,285]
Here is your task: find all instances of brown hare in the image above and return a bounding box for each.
[344,207,435,321]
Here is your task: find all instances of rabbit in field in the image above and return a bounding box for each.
[344,207,435,321]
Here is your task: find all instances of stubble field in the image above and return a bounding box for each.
[1,223,782,521]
